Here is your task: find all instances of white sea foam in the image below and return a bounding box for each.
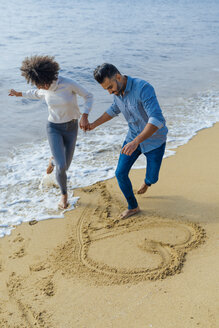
[0,90,219,237]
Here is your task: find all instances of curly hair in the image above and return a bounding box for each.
[20,55,60,87]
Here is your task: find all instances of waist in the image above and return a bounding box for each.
[47,118,78,125]
[47,119,78,131]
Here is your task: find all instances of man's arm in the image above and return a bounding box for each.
[122,83,165,156]
[87,96,120,131]
[89,112,113,130]
[121,123,158,155]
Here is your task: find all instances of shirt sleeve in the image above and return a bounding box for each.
[140,84,165,129]
[70,80,93,114]
[106,97,121,117]
[22,89,45,100]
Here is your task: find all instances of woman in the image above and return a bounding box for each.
[9,55,93,209]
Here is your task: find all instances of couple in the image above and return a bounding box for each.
[9,56,168,218]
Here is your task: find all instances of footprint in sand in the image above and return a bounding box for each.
[8,234,27,259]
[6,272,52,328]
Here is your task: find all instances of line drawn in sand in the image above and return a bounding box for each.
[53,183,206,285]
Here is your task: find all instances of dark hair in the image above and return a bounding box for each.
[93,63,120,84]
[20,55,60,87]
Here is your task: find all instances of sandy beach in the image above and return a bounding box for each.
[0,123,219,328]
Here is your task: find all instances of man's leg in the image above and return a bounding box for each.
[137,181,149,194]
[115,142,141,218]
[143,142,166,189]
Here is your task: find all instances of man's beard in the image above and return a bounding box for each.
[114,80,124,96]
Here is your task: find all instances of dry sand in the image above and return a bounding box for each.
[0,123,219,328]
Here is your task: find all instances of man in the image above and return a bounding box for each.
[88,63,168,219]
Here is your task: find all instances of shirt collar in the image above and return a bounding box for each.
[49,77,59,91]
[123,76,133,94]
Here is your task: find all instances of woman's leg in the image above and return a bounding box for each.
[63,120,78,170]
[46,121,78,175]
[47,156,54,174]
[47,123,68,200]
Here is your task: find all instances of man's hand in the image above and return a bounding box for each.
[121,140,139,156]
[8,89,22,97]
[88,122,96,131]
[79,113,89,131]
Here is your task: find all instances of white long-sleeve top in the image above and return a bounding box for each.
[22,75,93,123]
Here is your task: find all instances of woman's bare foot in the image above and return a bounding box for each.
[58,194,69,209]
[119,207,140,219]
[46,157,54,174]
[137,182,149,194]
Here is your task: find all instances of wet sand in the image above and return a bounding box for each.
[0,123,219,328]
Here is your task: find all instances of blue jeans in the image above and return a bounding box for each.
[46,119,78,195]
[115,142,166,209]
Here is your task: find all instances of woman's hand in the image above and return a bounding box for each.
[79,113,90,131]
[8,89,22,97]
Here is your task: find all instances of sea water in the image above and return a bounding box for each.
[0,0,219,236]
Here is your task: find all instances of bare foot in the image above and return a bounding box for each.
[137,182,149,194]
[58,194,69,209]
[119,207,140,219]
[47,157,54,174]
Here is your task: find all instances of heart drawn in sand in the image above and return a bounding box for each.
[51,183,206,285]
[77,210,205,283]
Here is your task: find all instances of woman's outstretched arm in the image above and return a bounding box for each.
[8,89,22,97]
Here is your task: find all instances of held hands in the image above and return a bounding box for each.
[87,122,96,131]
[79,113,96,132]
[8,89,22,97]
[121,139,139,156]
[79,113,89,131]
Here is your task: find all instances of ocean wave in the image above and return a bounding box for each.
[0,90,219,237]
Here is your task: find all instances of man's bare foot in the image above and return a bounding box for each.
[47,157,54,174]
[137,182,149,194]
[58,194,69,209]
[119,207,140,219]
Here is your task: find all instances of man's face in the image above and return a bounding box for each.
[101,75,124,96]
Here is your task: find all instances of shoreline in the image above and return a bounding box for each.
[1,120,219,239]
[0,123,219,327]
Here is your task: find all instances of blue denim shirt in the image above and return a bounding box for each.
[106,76,168,153]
